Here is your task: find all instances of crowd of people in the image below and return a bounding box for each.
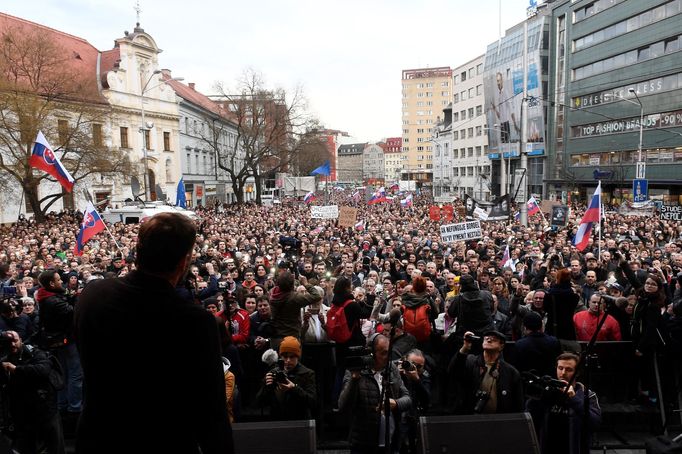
[0,189,681,453]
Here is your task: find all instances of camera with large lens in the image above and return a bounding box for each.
[473,390,490,414]
[271,359,290,385]
[400,359,415,372]
[346,346,373,371]
[523,371,568,400]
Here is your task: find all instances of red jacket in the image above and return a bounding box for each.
[573,310,622,341]
[220,309,250,345]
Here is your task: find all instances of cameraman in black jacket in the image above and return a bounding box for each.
[0,330,64,454]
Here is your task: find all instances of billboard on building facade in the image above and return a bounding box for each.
[484,20,546,159]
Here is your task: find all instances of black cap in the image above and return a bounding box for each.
[482,329,507,344]
[523,312,543,331]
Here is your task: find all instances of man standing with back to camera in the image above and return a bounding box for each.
[75,213,233,454]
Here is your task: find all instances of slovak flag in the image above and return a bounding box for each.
[400,194,413,208]
[573,182,601,252]
[389,183,400,191]
[354,220,365,231]
[368,187,387,205]
[29,131,75,192]
[527,196,540,216]
[303,191,316,204]
[74,202,106,256]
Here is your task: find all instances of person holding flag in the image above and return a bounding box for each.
[303,191,317,204]
[367,187,387,205]
[573,182,601,252]
[400,193,413,208]
[74,203,107,256]
[29,131,75,192]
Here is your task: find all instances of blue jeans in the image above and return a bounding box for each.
[55,343,83,413]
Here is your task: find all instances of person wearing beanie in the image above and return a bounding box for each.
[256,336,317,421]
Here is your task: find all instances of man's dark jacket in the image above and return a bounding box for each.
[255,362,317,420]
[448,351,524,414]
[35,287,75,343]
[74,271,233,454]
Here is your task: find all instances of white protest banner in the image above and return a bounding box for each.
[440,220,482,243]
[474,207,489,220]
[310,205,339,219]
[660,204,682,221]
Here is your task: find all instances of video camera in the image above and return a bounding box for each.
[346,345,373,371]
[523,371,568,400]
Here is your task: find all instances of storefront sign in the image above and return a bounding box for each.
[573,110,682,138]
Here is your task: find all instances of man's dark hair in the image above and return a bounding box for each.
[256,295,270,305]
[38,269,59,289]
[136,213,196,274]
[277,271,295,293]
[557,351,580,365]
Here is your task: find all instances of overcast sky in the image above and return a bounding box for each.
[4,0,534,141]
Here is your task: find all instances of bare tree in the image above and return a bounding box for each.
[212,69,324,204]
[0,26,130,222]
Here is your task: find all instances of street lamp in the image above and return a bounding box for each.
[139,69,184,200]
[627,88,645,171]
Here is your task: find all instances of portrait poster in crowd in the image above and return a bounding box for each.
[550,205,569,228]
[338,206,358,227]
[310,205,339,219]
[660,204,682,221]
[429,205,455,222]
[440,220,483,243]
[464,194,510,221]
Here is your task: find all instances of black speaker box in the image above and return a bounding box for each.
[232,419,316,454]
[419,412,540,454]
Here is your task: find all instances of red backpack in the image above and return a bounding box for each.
[327,299,355,343]
[402,304,431,343]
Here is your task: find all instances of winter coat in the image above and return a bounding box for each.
[338,363,411,448]
[256,363,317,421]
[269,286,321,341]
[448,351,524,414]
[34,287,75,344]
[544,284,579,340]
[447,282,494,338]
[526,382,601,454]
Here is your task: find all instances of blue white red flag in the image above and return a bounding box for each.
[573,182,602,251]
[74,202,106,255]
[29,131,75,192]
[368,187,387,205]
[400,194,413,208]
[527,196,540,216]
[303,191,316,204]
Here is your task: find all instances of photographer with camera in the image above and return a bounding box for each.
[397,349,431,454]
[0,330,64,454]
[338,333,411,454]
[256,336,317,421]
[526,352,601,454]
[448,330,523,415]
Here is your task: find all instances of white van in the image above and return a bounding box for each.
[101,202,197,224]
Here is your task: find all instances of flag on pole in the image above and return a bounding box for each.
[367,187,387,205]
[400,194,413,208]
[310,161,331,176]
[351,190,361,201]
[527,196,540,216]
[176,177,187,208]
[74,202,106,255]
[29,131,75,192]
[354,220,365,231]
[303,191,317,204]
[573,182,602,251]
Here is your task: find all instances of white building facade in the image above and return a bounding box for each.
[450,55,492,201]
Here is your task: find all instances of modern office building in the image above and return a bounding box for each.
[451,55,492,200]
[401,67,453,186]
[483,13,550,199]
[546,0,682,203]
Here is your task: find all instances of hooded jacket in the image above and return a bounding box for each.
[35,287,75,344]
[447,275,494,337]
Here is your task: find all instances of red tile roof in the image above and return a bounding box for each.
[0,12,108,105]
[100,48,121,89]
[163,74,235,123]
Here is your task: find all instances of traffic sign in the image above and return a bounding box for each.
[633,179,648,203]
[636,161,646,179]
